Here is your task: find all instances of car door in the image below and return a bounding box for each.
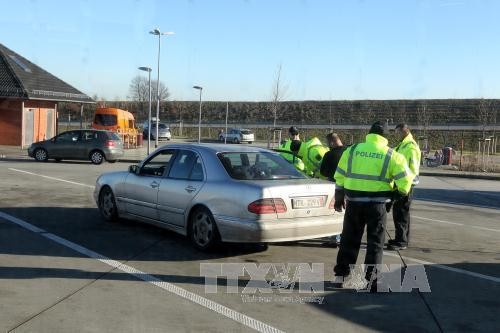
[158,150,205,227]
[50,131,81,159]
[123,149,176,220]
[79,131,98,159]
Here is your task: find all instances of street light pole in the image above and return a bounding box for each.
[138,66,152,155]
[149,28,174,148]
[193,86,203,143]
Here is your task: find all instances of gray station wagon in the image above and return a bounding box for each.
[28,129,124,164]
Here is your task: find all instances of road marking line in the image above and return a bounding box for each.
[412,215,463,226]
[413,215,500,232]
[414,198,499,210]
[0,211,284,333]
[8,168,94,188]
[383,251,500,283]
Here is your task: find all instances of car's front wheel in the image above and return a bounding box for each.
[233,137,239,144]
[90,150,104,165]
[98,186,118,222]
[34,148,48,162]
[190,207,220,251]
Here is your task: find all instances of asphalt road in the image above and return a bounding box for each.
[0,159,499,332]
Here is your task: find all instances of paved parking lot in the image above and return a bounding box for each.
[0,158,499,332]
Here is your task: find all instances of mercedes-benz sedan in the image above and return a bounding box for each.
[94,143,342,251]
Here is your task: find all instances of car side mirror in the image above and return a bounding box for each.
[129,165,139,174]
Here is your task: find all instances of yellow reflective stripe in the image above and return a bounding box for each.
[336,167,347,176]
[393,171,408,180]
[346,144,359,175]
[379,148,393,181]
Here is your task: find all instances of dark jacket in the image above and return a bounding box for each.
[320,146,346,182]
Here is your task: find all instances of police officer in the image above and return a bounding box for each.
[320,133,346,247]
[333,121,413,290]
[278,126,305,171]
[387,124,421,251]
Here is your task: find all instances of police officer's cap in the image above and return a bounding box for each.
[289,126,299,136]
[369,121,386,137]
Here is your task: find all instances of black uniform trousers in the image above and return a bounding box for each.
[392,188,413,246]
[334,201,387,280]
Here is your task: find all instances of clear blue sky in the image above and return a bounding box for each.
[1,0,499,101]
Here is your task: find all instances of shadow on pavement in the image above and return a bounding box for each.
[0,206,268,262]
[414,188,500,209]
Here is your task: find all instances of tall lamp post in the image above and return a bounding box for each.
[138,66,152,155]
[193,86,203,143]
[149,28,174,148]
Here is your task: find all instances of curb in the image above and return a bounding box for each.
[420,171,500,181]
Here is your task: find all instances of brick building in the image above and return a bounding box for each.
[0,43,93,147]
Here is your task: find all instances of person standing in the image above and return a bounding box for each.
[320,132,345,181]
[320,132,345,247]
[278,126,305,172]
[333,121,413,291]
[387,123,421,250]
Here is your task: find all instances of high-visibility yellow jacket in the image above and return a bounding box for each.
[300,137,329,178]
[334,133,414,202]
[395,133,421,185]
[278,139,305,172]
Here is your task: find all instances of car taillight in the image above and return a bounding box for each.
[329,198,335,209]
[105,140,115,147]
[248,198,287,214]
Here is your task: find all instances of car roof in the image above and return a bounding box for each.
[60,129,112,133]
[159,143,268,154]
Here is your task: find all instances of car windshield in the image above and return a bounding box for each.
[94,114,117,126]
[218,151,306,180]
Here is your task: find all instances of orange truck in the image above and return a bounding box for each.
[91,107,138,147]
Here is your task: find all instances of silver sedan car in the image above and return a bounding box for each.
[94,143,343,251]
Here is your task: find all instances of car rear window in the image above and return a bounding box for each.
[240,130,252,135]
[218,152,306,180]
[106,132,122,141]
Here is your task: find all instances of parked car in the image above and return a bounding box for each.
[94,143,343,251]
[219,128,254,144]
[28,130,124,164]
[143,122,171,140]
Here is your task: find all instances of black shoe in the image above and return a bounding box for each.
[387,239,397,246]
[387,243,407,251]
[323,240,340,248]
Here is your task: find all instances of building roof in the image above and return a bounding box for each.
[0,43,94,103]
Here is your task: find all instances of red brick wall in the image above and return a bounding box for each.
[0,99,22,146]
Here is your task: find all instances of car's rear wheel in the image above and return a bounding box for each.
[190,207,220,251]
[90,150,104,165]
[34,148,48,162]
[98,186,118,222]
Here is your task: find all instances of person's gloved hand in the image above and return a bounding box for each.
[334,188,346,212]
[392,191,406,202]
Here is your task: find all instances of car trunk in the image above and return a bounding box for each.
[262,179,335,219]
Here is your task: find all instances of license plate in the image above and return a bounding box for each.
[292,196,326,209]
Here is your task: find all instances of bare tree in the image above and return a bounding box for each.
[128,75,170,105]
[417,103,431,136]
[478,99,493,138]
[269,63,288,127]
